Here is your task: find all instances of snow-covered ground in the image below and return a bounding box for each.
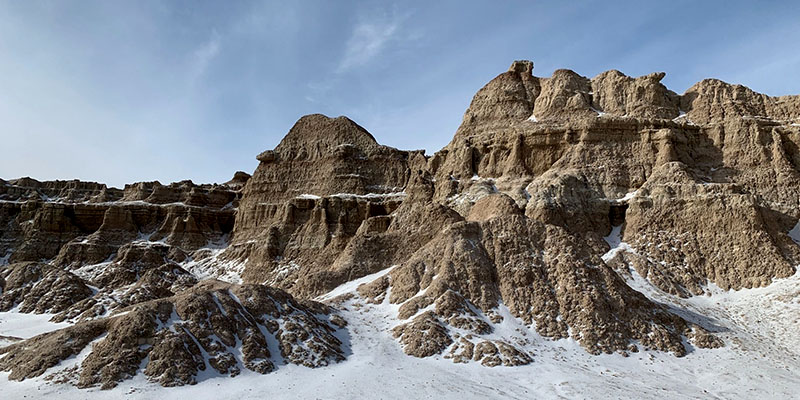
[0,311,71,347]
[2,263,800,399]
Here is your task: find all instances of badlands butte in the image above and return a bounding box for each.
[2,60,800,389]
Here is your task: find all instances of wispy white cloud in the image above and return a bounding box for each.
[190,30,221,82]
[337,13,404,73]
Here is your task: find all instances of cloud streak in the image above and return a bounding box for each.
[337,13,403,73]
[190,30,221,82]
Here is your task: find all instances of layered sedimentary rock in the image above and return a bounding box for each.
[325,60,795,360]
[1,177,240,267]
[225,114,427,297]
[0,176,250,326]
[2,59,799,387]
[355,179,717,359]
[429,60,800,295]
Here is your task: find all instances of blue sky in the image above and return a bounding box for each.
[1,1,799,188]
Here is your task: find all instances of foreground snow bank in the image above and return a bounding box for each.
[0,311,71,346]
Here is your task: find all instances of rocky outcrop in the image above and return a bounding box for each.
[426,60,800,296]
[0,178,240,268]
[0,262,93,314]
[683,78,800,125]
[591,70,680,119]
[459,60,540,126]
[241,114,415,206]
[0,280,345,389]
[224,114,430,297]
[224,171,251,188]
[0,177,243,324]
[360,196,712,359]
[0,178,116,203]
[622,162,799,295]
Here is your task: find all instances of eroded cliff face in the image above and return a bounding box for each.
[225,114,426,297]
[1,178,239,264]
[0,177,243,320]
[429,60,800,296]
[2,59,799,388]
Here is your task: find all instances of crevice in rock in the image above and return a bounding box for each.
[609,203,628,227]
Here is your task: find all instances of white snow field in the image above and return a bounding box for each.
[1,264,800,399]
[0,311,71,347]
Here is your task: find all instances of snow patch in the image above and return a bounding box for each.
[317,265,396,301]
[617,190,638,202]
[266,261,301,286]
[0,311,71,346]
[329,192,406,200]
[182,247,245,284]
[3,271,800,399]
[605,190,639,205]
[602,225,636,262]
[788,220,800,245]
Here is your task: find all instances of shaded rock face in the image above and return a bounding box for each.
[232,193,407,296]
[0,178,240,267]
[0,176,244,322]
[0,262,93,314]
[621,162,798,295]
[0,281,345,389]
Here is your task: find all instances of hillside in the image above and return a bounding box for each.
[2,60,800,398]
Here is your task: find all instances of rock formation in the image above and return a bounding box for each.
[226,114,426,297]
[3,59,800,388]
[0,280,344,388]
[1,177,240,267]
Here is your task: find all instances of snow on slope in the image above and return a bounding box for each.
[2,262,800,399]
[0,311,71,347]
[789,220,800,245]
